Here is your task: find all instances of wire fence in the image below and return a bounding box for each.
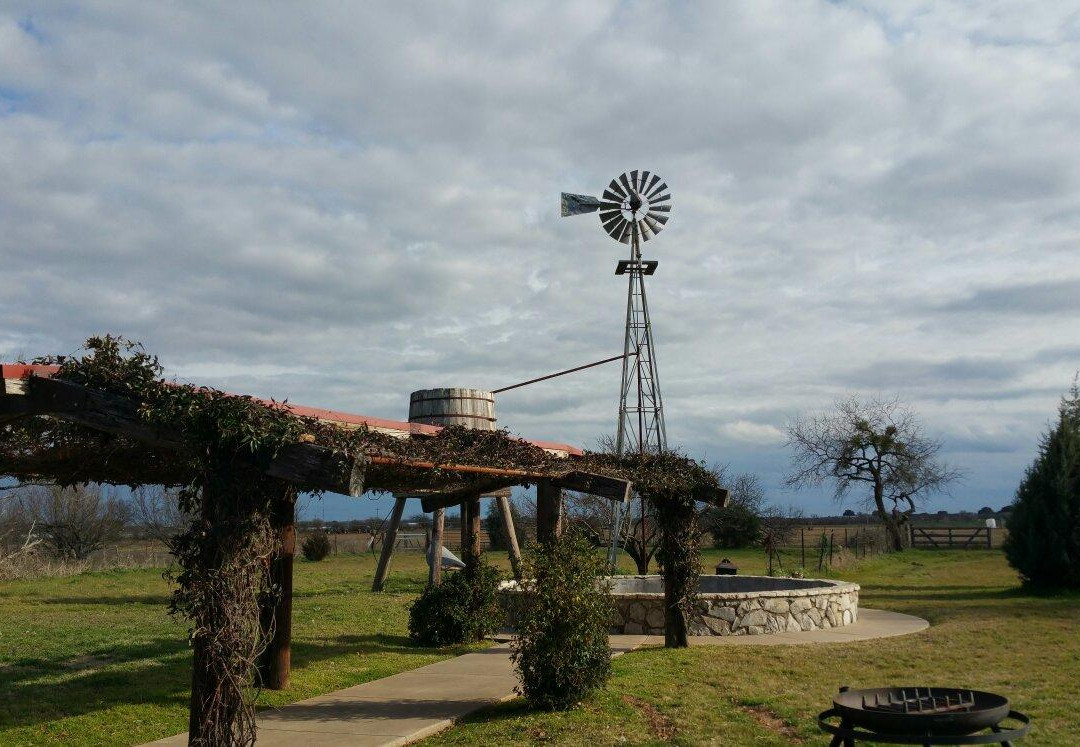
[761,525,895,576]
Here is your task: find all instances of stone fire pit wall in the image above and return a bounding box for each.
[499,575,859,637]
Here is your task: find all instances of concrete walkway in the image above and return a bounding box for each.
[146,608,926,746]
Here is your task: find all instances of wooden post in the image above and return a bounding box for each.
[497,494,522,578]
[536,479,563,546]
[259,488,296,690]
[800,529,805,568]
[428,507,445,586]
[372,496,407,592]
[466,494,482,563]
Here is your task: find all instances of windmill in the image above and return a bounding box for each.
[562,170,672,565]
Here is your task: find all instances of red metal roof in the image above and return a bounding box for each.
[1,364,583,456]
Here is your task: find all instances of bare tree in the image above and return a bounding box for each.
[132,485,188,542]
[21,484,132,559]
[785,396,960,551]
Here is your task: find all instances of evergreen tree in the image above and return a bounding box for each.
[1005,381,1080,589]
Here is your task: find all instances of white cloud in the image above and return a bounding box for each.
[2,1,1079,516]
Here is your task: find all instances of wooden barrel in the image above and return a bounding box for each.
[409,388,496,431]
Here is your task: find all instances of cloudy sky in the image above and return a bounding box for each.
[2,2,1079,518]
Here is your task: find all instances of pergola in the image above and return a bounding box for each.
[0,363,631,690]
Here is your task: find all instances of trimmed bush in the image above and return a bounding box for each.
[1005,382,1080,589]
[408,558,502,646]
[300,531,331,562]
[511,528,613,710]
[708,503,762,549]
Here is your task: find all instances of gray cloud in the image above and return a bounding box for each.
[2,1,1079,517]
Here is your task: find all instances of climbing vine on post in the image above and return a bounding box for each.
[580,450,725,649]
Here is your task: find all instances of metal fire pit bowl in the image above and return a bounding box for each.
[832,687,1012,737]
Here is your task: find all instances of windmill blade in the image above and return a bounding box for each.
[561,193,602,217]
[607,178,627,199]
[648,193,671,205]
[637,218,653,241]
[643,215,664,234]
[599,210,622,227]
[601,212,625,233]
[630,170,640,193]
[638,170,651,193]
[649,204,671,213]
[646,181,668,199]
[619,172,636,197]
[597,201,622,211]
[604,216,628,240]
[646,211,669,225]
[644,173,660,196]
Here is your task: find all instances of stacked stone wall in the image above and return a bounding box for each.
[499,576,859,637]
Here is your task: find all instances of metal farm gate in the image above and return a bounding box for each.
[909,525,994,549]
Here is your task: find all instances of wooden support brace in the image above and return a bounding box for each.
[372,497,407,592]
[497,494,522,579]
[428,508,445,586]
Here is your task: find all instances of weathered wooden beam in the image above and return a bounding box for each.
[372,496,407,592]
[465,494,481,562]
[259,489,296,690]
[418,479,510,512]
[536,479,563,545]
[263,443,368,497]
[427,508,445,587]
[497,494,522,579]
[551,470,632,503]
[7,376,367,497]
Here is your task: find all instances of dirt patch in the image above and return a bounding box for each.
[738,702,804,743]
[623,695,677,740]
[60,654,117,671]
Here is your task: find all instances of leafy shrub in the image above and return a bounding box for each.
[511,528,613,710]
[300,531,331,562]
[708,503,762,549]
[1005,382,1080,589]
[408,558,502,646]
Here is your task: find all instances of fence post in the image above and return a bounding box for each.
[987,527,992,549]
[947,527,953,549]
[829,532,834,567]
[801,529,805,568]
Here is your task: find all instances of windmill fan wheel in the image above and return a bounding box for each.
[598,170,671,244]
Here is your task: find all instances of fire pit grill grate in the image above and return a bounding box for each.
[819,686,1030,746]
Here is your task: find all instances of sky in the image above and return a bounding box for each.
[2,2,1079,520]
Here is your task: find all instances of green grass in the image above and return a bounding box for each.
[0,552,486,745]
[3,547,1078,745]
[430,549,1080,745]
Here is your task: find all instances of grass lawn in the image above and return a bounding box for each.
[0,552,485,746]
[431,549,1080,746]
[2,547,1078,745]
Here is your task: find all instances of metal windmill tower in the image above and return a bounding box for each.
[562,170,671,455]
[562,170,672,563]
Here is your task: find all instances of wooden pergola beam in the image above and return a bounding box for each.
[1,376,368,497]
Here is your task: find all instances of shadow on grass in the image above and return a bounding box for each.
[0,632,480,732]
[0,638,191,731]
[288,632,475,667]
[35,593,172,606]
